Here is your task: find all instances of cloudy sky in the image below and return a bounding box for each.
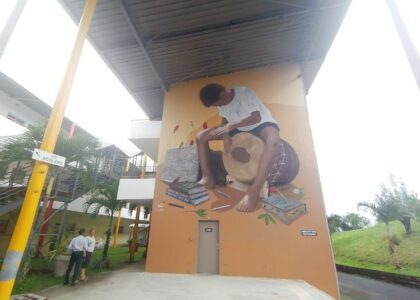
[0,0,419,218]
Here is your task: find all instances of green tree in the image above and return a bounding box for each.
[327,214,343,233]
[0,124,99,188]
[84,180,125,268]
[341,213,370,231]
[359,175,419,235]
[357,175,419,268]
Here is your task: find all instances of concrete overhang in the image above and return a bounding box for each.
[117,177,155,207]
[128,120,161,161]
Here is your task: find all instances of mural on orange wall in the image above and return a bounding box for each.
[159,84,307,226]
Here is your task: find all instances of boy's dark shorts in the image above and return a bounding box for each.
[82,251,92,268]
[229,122,279,137]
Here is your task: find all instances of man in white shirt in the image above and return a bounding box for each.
[64,228,87,286]
[80,228,96,281]
[197,84,281,212]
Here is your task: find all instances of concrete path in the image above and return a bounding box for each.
[38,266,333,300]
[338,272,420,300]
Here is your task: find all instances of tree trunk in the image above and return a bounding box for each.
[102,213,114,261]
[129,206,141,262]
[399,217,412,235]
[385,222,402,268]
[385,222,393,254]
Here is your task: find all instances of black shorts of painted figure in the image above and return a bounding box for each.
[197,83,282,213]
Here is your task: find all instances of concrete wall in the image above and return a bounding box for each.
[0,90,44,128]
[145,64,339,299]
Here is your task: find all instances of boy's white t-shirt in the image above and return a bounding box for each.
[217,86,277,132]
[86,236,96,253]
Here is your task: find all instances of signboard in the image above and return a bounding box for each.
[32,148,66,167]
[301,230,318,237]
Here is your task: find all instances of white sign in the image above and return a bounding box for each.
[32,148,66,167]
[301,230,318,237]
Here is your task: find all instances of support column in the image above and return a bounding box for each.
[386,0,420,89]
[129,206,141,262]
[112,209,122,248]
[0,0,27,59]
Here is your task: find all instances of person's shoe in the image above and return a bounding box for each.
[64,282,69,285]
[70,282,76,286]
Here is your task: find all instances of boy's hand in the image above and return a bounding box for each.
[211,124,231,137]
[223,135,232,154]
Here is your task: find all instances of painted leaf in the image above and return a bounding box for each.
[257,214,266,220]
[202,121,208,129]
[173,125,179,134]
[264,215,269,225]
[267,214,276,224]
[196,209,207,218]
[189,140,194,145]
[178,141,184,148]
[269,186,277,194]
[171,177,181,184]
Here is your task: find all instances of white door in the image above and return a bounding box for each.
[197,221,219,274]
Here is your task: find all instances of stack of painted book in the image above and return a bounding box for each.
[262,194,306,224]
[166,181,208,205]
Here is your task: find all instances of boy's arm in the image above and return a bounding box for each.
[213,111,261,136]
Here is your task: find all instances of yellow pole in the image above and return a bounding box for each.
[129,206,141,262]
[141,154,148,178]
[0,1,97,298]
[112,209,122,248]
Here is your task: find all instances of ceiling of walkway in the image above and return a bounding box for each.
[59,0,351,120]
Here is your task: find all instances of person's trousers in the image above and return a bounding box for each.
[64,251,84,284]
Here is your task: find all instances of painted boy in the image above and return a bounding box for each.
[197,84,280,212]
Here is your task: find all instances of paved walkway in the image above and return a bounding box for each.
[38,265,333,300]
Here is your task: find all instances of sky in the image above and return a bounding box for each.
[0,0,147,155]
[307,0,420,217]
[0,0,419,219]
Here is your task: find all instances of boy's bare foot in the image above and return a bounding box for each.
[237,191,260,212]
[198,177,215,189]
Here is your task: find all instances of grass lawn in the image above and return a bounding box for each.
[332,219,420,277]
[12,246,145,295]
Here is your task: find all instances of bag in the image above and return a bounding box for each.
[160,145,200,183]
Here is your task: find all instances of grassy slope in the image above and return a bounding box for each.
[13,246,145,295]
[332,219,420,277]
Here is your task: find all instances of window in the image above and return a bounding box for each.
[6,113,25,126]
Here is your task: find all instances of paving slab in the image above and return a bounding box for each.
[38,269,333,300]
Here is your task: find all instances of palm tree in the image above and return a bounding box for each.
[84,180,125,267]
[358,177,406,268]
[0,124,99,189]
[360,175,420,235]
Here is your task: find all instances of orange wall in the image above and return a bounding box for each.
[146,64,339,299]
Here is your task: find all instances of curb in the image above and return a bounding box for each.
[336,264,420,289]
